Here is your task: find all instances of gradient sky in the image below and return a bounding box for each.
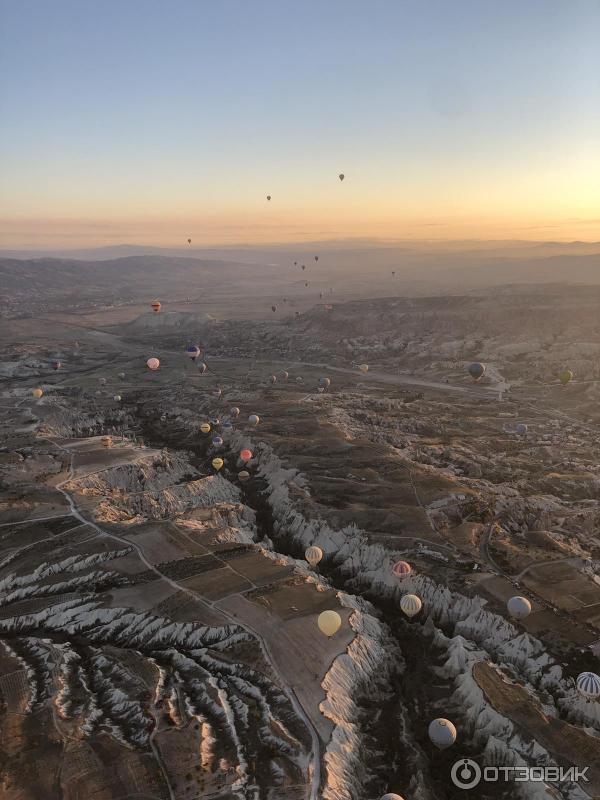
[1,0,599,247]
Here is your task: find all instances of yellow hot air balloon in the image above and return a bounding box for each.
[317,610,342,638]
[32,388,43,399]
[358,364,369,373]
[200,423,211,434]
[305,546,323,568]
[101,436,112,448]
[212,457,224,471]
[559,369,573,386]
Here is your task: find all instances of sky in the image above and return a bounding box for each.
[1,0,599,248]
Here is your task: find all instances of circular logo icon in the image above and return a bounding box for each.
[451,758,482,789]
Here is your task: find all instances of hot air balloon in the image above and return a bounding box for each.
[381,795,405,800]
[147,358,160,371]
[294,261,298,266]
[266,195,271,201]
[339,173,345,181]
[185,344,201,361]
[209,417,220,427]
[296,376,303,383]
[271,305,277,312]
[200,423,211,434]
[301,264,306,271]
[304,281,309,287]
[212,436,223,447]
[428,718,456,750]
[314,255,319,262]
[212,457,224,471]
[248,414,260,427]
[230,407,240,418]
[118,372,126,380]
[99,377,107,386]
[515,423,528,435]
[187,238,192,245]
[32,388,43,399]
[559,369,573,386]
[577,672,600,699]
[197,362,207,374]
[113,395,122,402]
[468,362,485,381]
[269,374,277,384]
[318,610,342,637]
[238,470,251,482]
[319,292,323,299]
[318,377,331,389]
[212,388,222,399]
[305,546,323,568]
[400,594,422,618]
[392,560,412,579]
[51,359,61,371]
[507,596,531,620]
[279,370,289,381]
[101,436,112,448]
[358,364,369,373]
[240,449,253,462]
[391,271,396,277]
[151,300,161,314]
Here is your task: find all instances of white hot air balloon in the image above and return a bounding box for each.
[305,546,323,568]
[507,596,532,620]
[248,413,260,427]
[400,594,422,618]
[577,672,600,700]
[428,718,457,750]
[317,610,342,638]
[380,795,405,800]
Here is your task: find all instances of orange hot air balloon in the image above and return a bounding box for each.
[151,300,161,314]
[146,357,160,371]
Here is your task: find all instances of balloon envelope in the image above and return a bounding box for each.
[230,407,240,418]
[197,362,207,374]
[400,594,422,618]
[317,610,342,637]
[358,364,369,373]
[147,358,160,371]
[200,423,211,434]
[392,560,412,579]
[238,470,251,482]
[240,449,253,462]
[185,345,201,359]
[32,388,43,399]
[212,436,223,447]
[428,718,456,750]
[113,395,122,402]
[515,423,528,435]
[248,414,260,426]
[151,301,161,313]
[559,369,573,385]
[468,362,485,380]
[507,596,531,620]
[305,546,323,568]
[212,457,224,471]
[339,173,345,181]
[381,795,405,800]
[101,436,112,448]
[51,360,61,370]
[577,672,600,699]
